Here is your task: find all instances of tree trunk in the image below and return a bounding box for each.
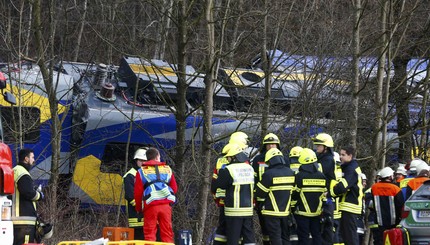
[195,1,216,244]
[73,0,88,62]
[351,0,361,149]
[260,0,270,139]
[31,0,60,222]
[373,0,388,170]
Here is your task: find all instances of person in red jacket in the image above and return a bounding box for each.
[134,147,178,242]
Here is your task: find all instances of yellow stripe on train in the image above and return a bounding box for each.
[0,84,66,123]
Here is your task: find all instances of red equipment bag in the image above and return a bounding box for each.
[383,227,410,245]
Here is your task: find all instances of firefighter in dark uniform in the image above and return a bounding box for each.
[289,146,304,173]
[255,148,295,245]
[292,148,326,245]
[330,146,363,245]
[212,143,255,245]
[252,133,281,245]
[12,148,44,245]
[288,146,304,245]
[370,166,404,245]
[123,148,147,240]
[312,133,336,245]
[211,142,236,244]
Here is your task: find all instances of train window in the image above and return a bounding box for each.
[100,142,151,174]
[1,106,40,143]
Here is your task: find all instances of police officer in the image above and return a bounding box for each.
[369,166,404,245]
[330,145,363,245]
[123,148,147,240]
[252,133,281,245]
[292,148,326,245]
[255,148,295,245]
[312,133,336,245]
[212,144,255,245]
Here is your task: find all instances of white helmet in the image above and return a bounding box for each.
[410,159,426,171]
[395,166,407,176]
[333,152,340,163]
[37,222,53,239]
[360,173,367,180]
[379,167,394,179]
[416,162,429,175]
[134,148,147,160]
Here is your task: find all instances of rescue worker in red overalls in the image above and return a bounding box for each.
[134,147,178,243]
[369,166,404,245]
[252,133,282,245]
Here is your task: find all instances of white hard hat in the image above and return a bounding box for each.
[410,159,426,171]
[379,167,394,179]
[416,162,430,175]
[134,148,147,160]
[360,173,367,180]
[395,166,407,176]
[333,152,340,163]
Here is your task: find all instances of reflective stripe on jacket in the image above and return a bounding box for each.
[370,181,404,226]
[12,164,40,225]
[123,168,143,228]
[213,161,254,217]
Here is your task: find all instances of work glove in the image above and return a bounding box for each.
[137,212,143,223]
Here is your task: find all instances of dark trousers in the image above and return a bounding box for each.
[133,226,144,240]
[264,215,290,245]
[339,211,359,245]
[213,207,227,244]
[333,218,342,244]
[257,207,270,244]
[225,216,255,245]
[14,224,36,245]
[295,215,322,245]
[321,202,334,245]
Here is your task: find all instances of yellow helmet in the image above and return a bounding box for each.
[298,148,318,164]
[263,133,280,145]
[265,148,283,163]
[312,133,334,148]
[221,143,235,155]
[229,131,249,149]
[225,143,243,157]
[289,146,304,158]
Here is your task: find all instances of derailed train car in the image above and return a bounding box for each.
[0,57,328,208]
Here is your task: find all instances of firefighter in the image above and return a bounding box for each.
[330,145,363,245]
[292,148,326,245]
[252,133,281,245]
[394,165,407,186]
[255,148,295,245]
[357,173,367,245]
[400,158,423,199]
[211,142,236,244]
[123,148,147,240]
[312,133,336,245]
[12,148,44,245]
[405,161,429,200]
[369,166,404,245]
[134,147,178,243]
[366,170,381,245]
[289,146,304,244]
[332,152,343,245]
[212,143,255,245]
[289,146,304,173]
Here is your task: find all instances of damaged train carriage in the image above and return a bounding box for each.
[0,57,304,208]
